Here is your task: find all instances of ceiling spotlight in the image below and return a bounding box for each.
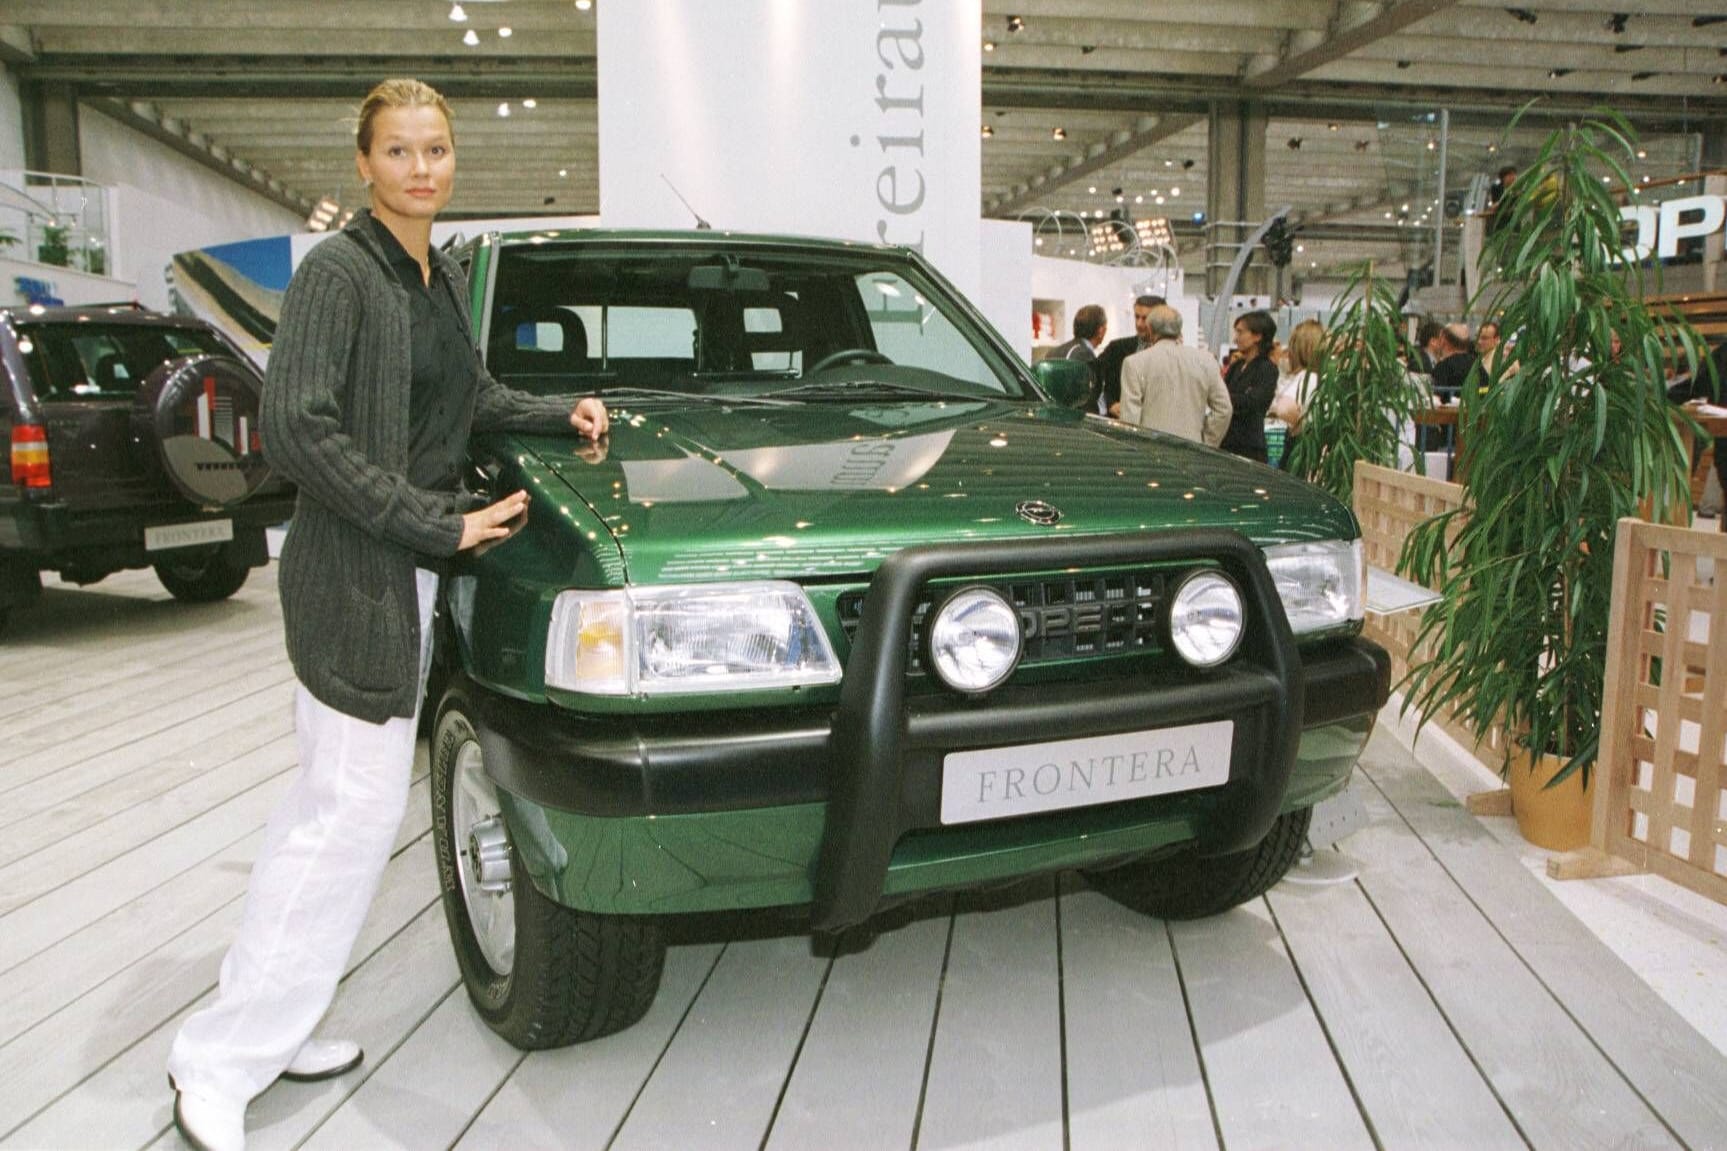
[575,0,593,8]
[1697,16,1727,27]
[981,124,994,138]
[449,2,467,21]
[1006,14,1025,32]
[1605,13,1628,33]
[1088,185,1097,194]
[1548,67,1573,78]
[1296,244,1305,253]
[1182,159,1195,170]
[1506,8,1538,25]
[1487,143,1498,154]
[1111,186,1123,197]
[1396,59,1412,69]
[1716,73,1727,84]
[1287,137,1303,150]
[1328,122,1340,131]
[558,168,568,177]
[497,102,511,117]
[1354,140,1371,152]
[1613,43,1645,54]
[1164,159,1174,167]
[1636,148,1648,158]
[1115,193,1125,203]
[1426,139,1437,150]
[1080,44,1098,55]
[523,98,537,109]
[1051,127,1066,140]
[499,26,512,37]
[463,28,479,46]
[983,39,996,52]
[1169,187,1180,197]
[1630,71,1655,80]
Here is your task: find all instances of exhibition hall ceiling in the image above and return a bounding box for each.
[5,0,1725,275]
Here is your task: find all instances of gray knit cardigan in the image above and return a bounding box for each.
[262,210,575,722]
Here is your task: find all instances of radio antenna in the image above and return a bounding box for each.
[660,175,712,230]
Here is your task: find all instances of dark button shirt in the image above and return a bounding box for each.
[368,215,475,492]
[1220,354,1278,464]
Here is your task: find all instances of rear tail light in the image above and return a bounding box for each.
[10,424,51,488]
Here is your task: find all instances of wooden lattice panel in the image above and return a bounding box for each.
[1597,518,1727,904]
[1353,463,1509,764]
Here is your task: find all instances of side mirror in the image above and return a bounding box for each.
[1034,358,1093,409]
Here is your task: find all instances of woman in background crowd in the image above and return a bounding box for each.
[1270,318,1325,469]
[1220,310,1280,464]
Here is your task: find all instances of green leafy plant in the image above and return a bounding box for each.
[0,228,18,252]
[37,224,70,267]
[1398,110,1705,788]
[1286,259,1428,506]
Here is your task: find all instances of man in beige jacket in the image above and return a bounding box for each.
[1119,305,1233,446]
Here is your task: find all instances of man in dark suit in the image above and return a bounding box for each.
[1047,304,1108,409]
[1429,323,1477,402]
[1096,294,1165,418]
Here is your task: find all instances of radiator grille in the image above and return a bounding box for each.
[835,568,1172,672]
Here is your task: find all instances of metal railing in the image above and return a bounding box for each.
[0,170,113,276]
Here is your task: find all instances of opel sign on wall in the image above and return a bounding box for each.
[1621,194,1726,263]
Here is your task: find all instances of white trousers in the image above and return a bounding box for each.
[168,569,437,1103]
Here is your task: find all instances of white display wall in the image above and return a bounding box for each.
[81,108,304,311]
[1030,257,1199,355]
[595,0,983,301]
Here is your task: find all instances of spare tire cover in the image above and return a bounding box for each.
[133,354,272,510]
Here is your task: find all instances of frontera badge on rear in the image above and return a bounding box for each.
[1015,500,1063,526]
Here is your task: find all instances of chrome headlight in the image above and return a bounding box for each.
[1263,539,1365,635]
[927,586,1022,693]
[1168,570,1245,668]
[545,582,841,695]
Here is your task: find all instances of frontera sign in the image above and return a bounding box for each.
[1621,195,1726,263]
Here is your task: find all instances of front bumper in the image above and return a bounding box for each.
[477,531,1391,926]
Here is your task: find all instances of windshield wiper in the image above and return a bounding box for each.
[771,379,951,401]
[597,387,796,407]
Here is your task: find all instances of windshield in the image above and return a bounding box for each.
[485,241,1034,402]
[15,322,227,401]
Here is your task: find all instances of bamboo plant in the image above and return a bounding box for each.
[1398,111,1706,788]
[1286,259,1428,507]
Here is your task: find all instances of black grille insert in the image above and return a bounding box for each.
[836,568,1174,672]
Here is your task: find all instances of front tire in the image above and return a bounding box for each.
[430,686,665,1050]
[154,547,249,603]
[1089,806,1312,920]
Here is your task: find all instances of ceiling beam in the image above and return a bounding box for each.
[986,113,1207,216]
[87,98,313,214]
[1243,0,1464,89]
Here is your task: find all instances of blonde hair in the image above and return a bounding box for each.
[1285,319,1325,375]
[355,78,454,155]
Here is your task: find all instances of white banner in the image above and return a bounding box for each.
[597,0,981,299]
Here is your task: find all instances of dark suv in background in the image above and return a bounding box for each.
[0,304,296,634]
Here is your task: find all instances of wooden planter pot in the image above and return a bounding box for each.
[1507,748,1594,852]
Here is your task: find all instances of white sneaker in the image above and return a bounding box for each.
[173,1086,245,1151]
[281,1038,364,1082]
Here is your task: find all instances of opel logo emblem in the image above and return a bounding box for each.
[1016,500,1062,526]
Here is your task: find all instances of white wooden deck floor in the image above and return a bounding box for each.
[3,565,1727,1151]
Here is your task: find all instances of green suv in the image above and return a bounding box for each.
[430,229,1390,1049]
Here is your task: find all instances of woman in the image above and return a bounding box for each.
[165,79,608,1151]
[1220,310,1280,464]
[1270,318,1325,469]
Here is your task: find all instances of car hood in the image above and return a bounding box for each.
[520,398,1357,585]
